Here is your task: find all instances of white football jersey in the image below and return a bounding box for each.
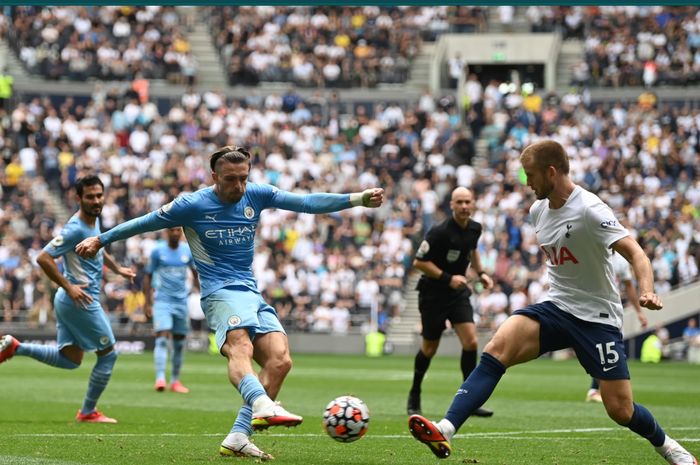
[530,186,629,328]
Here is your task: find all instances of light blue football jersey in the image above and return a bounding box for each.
[44,214,104,298]
[146,240,193,303]
[99,184,351,298]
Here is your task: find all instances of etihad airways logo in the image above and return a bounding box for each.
[205,225,256,245]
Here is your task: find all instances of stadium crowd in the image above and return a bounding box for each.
[524,6,700,88]
[5,6,700,91]
[1,6,490,88]
[1,70,699,334]
[5,6,196,84]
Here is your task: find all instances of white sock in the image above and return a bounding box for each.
[437,419,456,441]
[222,432,247,447]
[251,395,275,413]
[656,435,678,451]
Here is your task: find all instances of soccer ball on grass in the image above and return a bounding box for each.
[322,395,370,442]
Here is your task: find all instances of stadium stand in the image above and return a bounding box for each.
[524,6,700,87]
[7,6,188,82]
[0,6,698,349]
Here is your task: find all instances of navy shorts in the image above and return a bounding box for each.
[514,301,630,380]
[418,290,473,340]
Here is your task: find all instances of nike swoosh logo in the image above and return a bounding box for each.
[602,365,617,372]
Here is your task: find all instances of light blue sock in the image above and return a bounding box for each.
[81,350,117,415]
[237,374,266,406]
[16,343,79,369]
[154,336,168,382]
[172,338,185,382]
[231,404,253,436]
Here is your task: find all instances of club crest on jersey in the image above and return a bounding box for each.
[159,201,174,215]
[446,249,460,262]
[181,255,189,263]
[99,336,110,346]
[541,245,579,266]
[244,206,255,219]
[228,315,241,327]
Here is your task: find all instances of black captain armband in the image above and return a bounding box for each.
[439,271,452,285]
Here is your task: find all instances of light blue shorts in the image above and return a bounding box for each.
[54,289,116,352]
[201,286,285,351]
[153,300,190,335]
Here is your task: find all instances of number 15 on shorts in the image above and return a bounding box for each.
[595,341,620,365]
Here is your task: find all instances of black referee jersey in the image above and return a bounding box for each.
[415,217,481,296]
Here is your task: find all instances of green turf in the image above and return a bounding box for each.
[0,352,698,464]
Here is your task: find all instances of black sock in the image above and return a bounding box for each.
[446,352,506,430]
[626,403,666,447]
[461,349,477,380]
[410,350,432,394]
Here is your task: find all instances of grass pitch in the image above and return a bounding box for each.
[0,351,698,464]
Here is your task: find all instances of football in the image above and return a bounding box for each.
[322,395,370,442]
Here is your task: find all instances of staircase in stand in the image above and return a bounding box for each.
[386,271,421,353]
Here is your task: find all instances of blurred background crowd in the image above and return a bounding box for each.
[0,5,698,342]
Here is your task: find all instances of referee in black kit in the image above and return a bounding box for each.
[407,187,494,417]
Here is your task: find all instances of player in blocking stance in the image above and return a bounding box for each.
[0,175,135,423]
[75,146,384,459]
[144,227,199,393]
[408,140,697,465]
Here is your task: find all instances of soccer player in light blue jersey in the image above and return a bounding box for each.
[75,146,384,459]
[144,226,199,393]
[0,175,136,423]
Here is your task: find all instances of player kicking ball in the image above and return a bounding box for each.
[75,146,384,459]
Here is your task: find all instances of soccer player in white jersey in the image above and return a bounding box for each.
[408,140,697,465]
[75,146,384,459]
[586,251,649,403]
[0,175,136,423]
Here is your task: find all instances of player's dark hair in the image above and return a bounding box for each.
[210,146,251,172]
[521,140,569,174]
[75,174,104,197]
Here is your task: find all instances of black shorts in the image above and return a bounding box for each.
[514,301,630,380]
[418,290,473,340]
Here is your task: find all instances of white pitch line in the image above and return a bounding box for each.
[8,426,700,440]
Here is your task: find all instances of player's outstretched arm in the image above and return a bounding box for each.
[349,188,384,208]
[76,209,179,258]
[271,187,384,214]
[75,236,104,259]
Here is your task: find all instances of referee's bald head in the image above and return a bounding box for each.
[451,186,473,201]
